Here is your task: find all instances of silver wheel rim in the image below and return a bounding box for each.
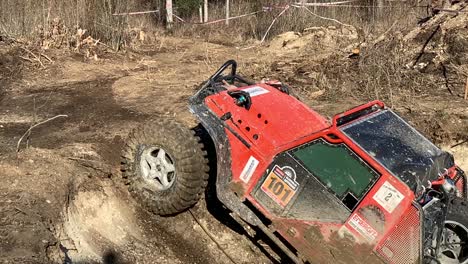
[139,146,176,191]
[438,220,468,264]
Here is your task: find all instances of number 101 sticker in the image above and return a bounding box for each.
[373,181,404,213]
[261,165,299,207]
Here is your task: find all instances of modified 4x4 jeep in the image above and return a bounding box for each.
[121,61,468,264]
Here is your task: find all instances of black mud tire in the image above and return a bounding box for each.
[438,198,468,264]
[121,119,209,215]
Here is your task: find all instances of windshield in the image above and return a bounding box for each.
[340,110,454,191]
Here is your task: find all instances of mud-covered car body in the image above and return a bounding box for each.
[189,61,467,264]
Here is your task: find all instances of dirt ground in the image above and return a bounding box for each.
[1,11,467,264]
[1,37,300,264]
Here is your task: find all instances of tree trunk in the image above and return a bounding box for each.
[204,0,208,23]
[225,0,230,25]
[199,5,203,23]
[166,0,173,30]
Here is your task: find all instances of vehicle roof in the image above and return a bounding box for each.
[339,108,455,191]
[205,83,330,156]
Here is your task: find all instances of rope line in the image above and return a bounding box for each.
[261,5,291,43]
[188,209,238,264]
[293,5,353,27]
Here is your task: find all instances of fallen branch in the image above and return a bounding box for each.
[441,64,454,95]
[371,17,402,46]
[16,115,68,153]
[465,76,468,100]
[434,8,468,13]
[20,47,45,68]
[40,53,54,64]
[173,14,185,22]
[19,56,35,63]
[413,25,440,67]
[451,139,468,148]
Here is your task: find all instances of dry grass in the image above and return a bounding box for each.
[0,0,429,48]
[171,0,428,44]
[245,37,443,109]
[0,0,148,49]
[0,1,440,106]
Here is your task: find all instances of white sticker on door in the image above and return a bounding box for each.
[240,156,259,183]
[373,181,404,213]
[242,86,269,97]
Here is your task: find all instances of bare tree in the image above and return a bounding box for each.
[166,0,173,29]
[199,5,203,23]
[225,0,230,25]
[204,0,208,23]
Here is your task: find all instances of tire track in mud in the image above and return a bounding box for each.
[0,78,148,155]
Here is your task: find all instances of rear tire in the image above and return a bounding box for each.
[438,198,468,264]
[121,119,209,215]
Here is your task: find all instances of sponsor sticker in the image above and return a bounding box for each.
[240,156,259,183]
[261,165,299,207]
[242,86,270,97]
[348,213,378,241]
[373,181,404,213]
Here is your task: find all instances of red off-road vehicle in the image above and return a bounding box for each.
[121,61,468,264]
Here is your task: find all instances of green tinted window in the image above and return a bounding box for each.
[293,140,377,198]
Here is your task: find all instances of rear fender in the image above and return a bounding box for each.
[189,95,262,226]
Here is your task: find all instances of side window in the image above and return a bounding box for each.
[252,154,352,222]
[285,176,351,222]
[292,139,379,210]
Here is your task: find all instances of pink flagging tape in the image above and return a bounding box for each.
[293,0,360,6]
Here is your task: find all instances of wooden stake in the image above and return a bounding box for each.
[225,0,230,25]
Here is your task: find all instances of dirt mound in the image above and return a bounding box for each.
[403,3,468,97]
[0,148,84,263]
[445,144,468,171]
[268,25,359,58]
[59,179,183,264]
[62,183,139,262]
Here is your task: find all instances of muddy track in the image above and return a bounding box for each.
[0,78,147,154]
